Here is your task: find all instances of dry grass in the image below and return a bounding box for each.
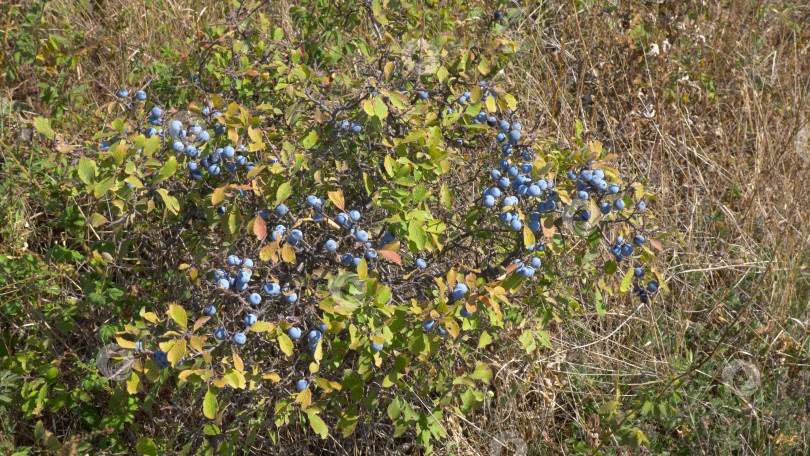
[2,0,809,454]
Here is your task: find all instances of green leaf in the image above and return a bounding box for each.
[136,437,158,456]
[374,97,388,119]
[157,189,180,215]
[470,362,493,384]
[477,331,492,349]
[307,412,328,439]
[93,177,115,197]
[278,333,294,356]
[157,156,178,182]
[387,398,401,421]
[439,184,452,209]
[34,117,55,140]
[619,267,635,294]
[275,182,291,205]
[77,157,97,185]
[301,130,318,149]
[408,220,427,251]
[203,388,218,419]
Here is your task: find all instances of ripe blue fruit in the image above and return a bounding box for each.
[190,168,203,180]
[152,350,170,369]
[201,106,210,116]
[308,330,321,344]
[325,239,338,252]
[487,116,497,126]
[117,89,129,98]
[244,314,258,326]
[215,328,227,340]
[593,169,605,180]
[235,155,247,166]
[235,280,248,291]
[233,333,247,345]
[633,235,645,246]
[567,170,577,180]
[168,120,183,139]
[275,204,288,216]
[217,278,230,290]
[203,305,216,316]
[150,106,162,117]
[249,293,262,305]
[483,195,496,207]
[289,229,303,242]
[494,10,504,20]
[496,132,506,142]
[621,244,634,257]
[371,342,384,352]
[508,130,521,143]
[452,283,468,301]
[351,124,362,133]
[263,282,280,295]
[498,120,510,132]
[531,257,542,268]
[296,379,309,392]
[526,185,541,197]
[418,91,429,99]
[510,218,522,231]
[319,322,327,332]
[415,258,427,269]
[285,293,298,303]
[579,170,593,182]
[438,326,448,336]
[490,169,501,180]
[288,327,302,339]
[608,183,620,194]
[613,199,626,210]
[237,270,251,283]
[355,230,369,242]
[198,130,210,142]
[599,202,611,214]
[172,141,184,152]
[497,177,510,188]
[306,195,320,207]
[506,165,518,178]
[349,210,361,221]
[223,146,235,158]
[647,281,659,292]
[476,112,487,122]
[351,256,361,267]
[499,212,513,224]
[460,306,473,318]
[577,190,589,200]
[579,210,591,221]
[634,267,644,278]
[186,146,199,158]
[528,219,541,232]
[502,196,518,206]
[135,90,146,101]
[520,162,533,174]
[366,249,377,259]
[637,201,646,211]
[342,253,353,265]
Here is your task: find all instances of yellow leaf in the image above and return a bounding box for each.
[167,304,187,329]
[327,189,345,210]
[167,338,187,367]
[281,243,296,263]
[296,387,312,408]
[126,372,140,394]
[278,333,294,356]
[232,350,244,372]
